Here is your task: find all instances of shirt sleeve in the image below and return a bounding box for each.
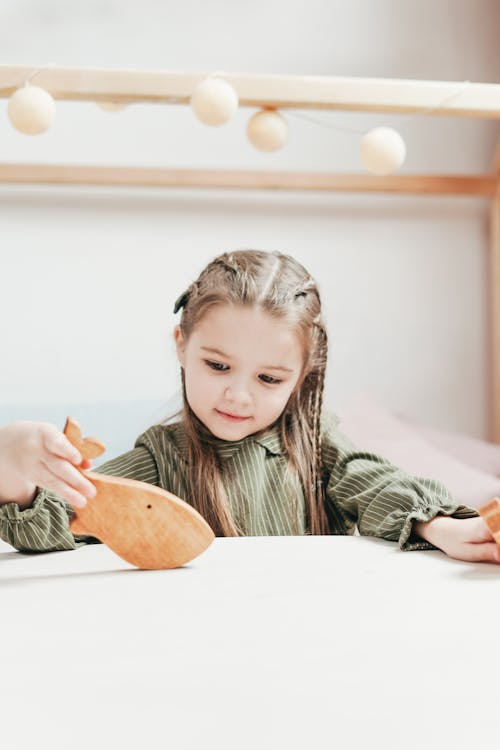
[0,445,159,554]
[322,414,480,551]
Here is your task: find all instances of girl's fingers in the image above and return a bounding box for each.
[51,456,97,498]
[468,516,496,544]
[40,457,96,505]
[38,466,88,509]
[461,542,500,564]
[41,426,82,466]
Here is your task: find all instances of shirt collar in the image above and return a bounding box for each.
[168,420,283,460]
[251,429,283,456]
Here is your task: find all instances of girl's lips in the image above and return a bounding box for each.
[215,409,251,422]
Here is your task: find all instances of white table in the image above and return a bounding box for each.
[0,534,497,750]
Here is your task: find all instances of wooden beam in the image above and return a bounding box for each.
[489,183,500,443]
[489,138,500,443]
[0,163,495,195]
[0,65,499,118]
[492,136,500,177]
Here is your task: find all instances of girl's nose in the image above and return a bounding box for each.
[224,384,252,406]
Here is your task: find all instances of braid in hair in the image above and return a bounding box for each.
[278,284,330,535]
[309,319,330,534]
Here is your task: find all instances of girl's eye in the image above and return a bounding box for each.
[259,374,282,385]
[205,360,229,372]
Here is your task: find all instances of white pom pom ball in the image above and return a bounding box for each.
[247,109,288,152]
[190,77,238,126]
[8,84,56,135]
[360,127,406,175]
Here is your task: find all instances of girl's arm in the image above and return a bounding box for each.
[322,418,479,552]
[0,475,38,508]
[0,422,159,553]
[413,515,500,564]
[0,421,95,509]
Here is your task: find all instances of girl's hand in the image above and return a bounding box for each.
[0,421,96,509]
[414,515,500,564]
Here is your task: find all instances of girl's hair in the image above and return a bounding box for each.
[172,249,330,537]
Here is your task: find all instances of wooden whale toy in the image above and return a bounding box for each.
[64,417,215,570]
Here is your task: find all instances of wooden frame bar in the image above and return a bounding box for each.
[490,140,500,443]
[0,163,495,195]
[0,65,499,117]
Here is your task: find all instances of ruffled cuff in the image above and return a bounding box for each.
[399,502,480,551]
[0,487,53,522]
[0,487,82,552]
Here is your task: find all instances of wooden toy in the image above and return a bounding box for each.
[478,497,500,544]
[64,417,215,570]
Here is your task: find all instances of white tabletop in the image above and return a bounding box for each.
[0,534,498,750]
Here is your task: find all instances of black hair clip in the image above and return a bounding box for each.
[173,291,189,314]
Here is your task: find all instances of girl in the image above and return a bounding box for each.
[0,249,496,563]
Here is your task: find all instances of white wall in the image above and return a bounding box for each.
[0,0,498,439]
[0,187,489,436]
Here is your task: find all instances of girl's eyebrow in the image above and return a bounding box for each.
[201,346,230,358]
[200,346,294,373]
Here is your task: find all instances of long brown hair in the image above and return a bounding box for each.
[172,249,330,537]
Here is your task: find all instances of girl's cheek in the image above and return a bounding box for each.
[268,390,286,407]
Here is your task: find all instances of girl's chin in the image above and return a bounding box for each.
[209,416,255,440]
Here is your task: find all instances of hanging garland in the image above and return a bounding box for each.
[2,67,470,176]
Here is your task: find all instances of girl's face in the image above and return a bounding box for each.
[174,304,304,441]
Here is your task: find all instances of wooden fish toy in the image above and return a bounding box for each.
[64,417,215,570]
[479,497,500,545]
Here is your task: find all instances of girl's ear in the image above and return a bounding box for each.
[173,325,186,366]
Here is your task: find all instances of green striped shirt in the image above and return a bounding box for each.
[0,411,478,553]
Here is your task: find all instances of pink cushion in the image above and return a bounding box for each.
[402,418,500,478]
[336,393,500,509]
